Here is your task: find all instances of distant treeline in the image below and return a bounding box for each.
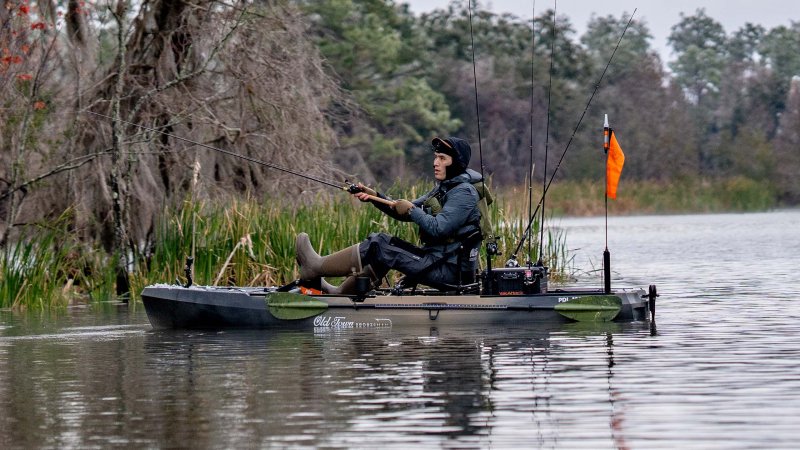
[303,1,800,204]
[1,0,798,295]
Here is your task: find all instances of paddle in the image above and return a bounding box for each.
[554,295,622,322]
[266,292,328,320]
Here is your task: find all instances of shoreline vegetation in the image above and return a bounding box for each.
[0,183,559,311]
[3,1,799,311]
[0,176,778,311]
[502,176,778,217]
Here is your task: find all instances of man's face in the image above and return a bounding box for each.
[433,152,453,181]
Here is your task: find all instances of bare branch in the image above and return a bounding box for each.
[0,151,114,201]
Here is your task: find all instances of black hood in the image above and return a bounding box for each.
[432,137,472,179]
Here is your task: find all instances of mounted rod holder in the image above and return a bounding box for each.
[183,257,194,288]
[648,284,658,322]
[603,249,611,294]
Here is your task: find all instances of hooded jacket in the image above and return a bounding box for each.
[432,137,471,179]
[372,173,481,277]
[369,136,482,276]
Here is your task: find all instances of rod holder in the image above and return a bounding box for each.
[183,257,194,288]
[603,249,611,294]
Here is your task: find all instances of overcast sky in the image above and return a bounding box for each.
[403,0,798,63]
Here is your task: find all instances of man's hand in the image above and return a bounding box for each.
[393,199,414,215]
[356,183,376,196]
[353,183,376,202]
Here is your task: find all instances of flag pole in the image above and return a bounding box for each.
[603,114,611,294]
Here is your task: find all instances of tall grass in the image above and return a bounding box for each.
[3,175,778,309]
[131,184,566,293]
[0,211,114,310]
[505,176,777,217]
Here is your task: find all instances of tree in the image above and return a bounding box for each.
[668,9,727,106]
[773,77,800,202]
[753,23,800,134]
[419,6,595,185]
[1,1,343,295]
[668,9,729,175]
[579,14,698,181]
[727,23,765,63]
[302,0,460,183]
[0,0,66,248]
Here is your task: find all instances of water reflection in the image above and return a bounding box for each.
[0,316,650,448]
[4,211,800,448]
[134,324,645,448]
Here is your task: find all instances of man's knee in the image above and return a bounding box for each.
[360,232,390,255]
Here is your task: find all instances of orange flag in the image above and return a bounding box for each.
[606,130,625,199]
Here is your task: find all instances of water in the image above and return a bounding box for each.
[1,211,799,449]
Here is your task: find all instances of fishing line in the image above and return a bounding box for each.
[512,8,637,258]
[539,1,556,266]
[82,110,351,192]
[467,1,485,185]
[467,0,496,272]
[526,0,537,265]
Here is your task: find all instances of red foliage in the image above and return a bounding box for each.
[31,22,46,30]
[19,5,30,15]
[33,101,46,110]
[17,73,33,81]
[2,55,23,64]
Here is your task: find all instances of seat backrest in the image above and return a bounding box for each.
[457,229,483,285]
[393,230,482,293]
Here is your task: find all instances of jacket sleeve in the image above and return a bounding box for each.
[372,191,430,223]
[408,184,478,239]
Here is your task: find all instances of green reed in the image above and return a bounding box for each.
[1,183,570,309]
[134,183,568,293]
[0,210,114,309]
[508,176,777,217]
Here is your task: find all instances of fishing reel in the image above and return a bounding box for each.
[344,180,378,195]
[504,256,520,268]
[345,182,363,194]
[486,240,499,256]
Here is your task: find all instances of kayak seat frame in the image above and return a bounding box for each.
[393,231,482,295]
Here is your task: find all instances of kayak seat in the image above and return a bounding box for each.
[394,231,482,295]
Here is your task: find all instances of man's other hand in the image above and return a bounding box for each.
[393,199,413,215]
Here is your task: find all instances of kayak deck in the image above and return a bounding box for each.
[141,284,651,329]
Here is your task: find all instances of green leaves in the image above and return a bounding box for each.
[303,0,459,181]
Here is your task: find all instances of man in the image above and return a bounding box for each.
[296,136,483,294]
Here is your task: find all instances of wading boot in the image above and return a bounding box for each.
[321,265,379,295]
[296,233,361,282]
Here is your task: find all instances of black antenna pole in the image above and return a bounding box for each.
[511,9,637,258]
[467,0,493,275]
[604,114,612,294]
[526,0,537,266]
[82,110,351,191]
[538,2,556,267]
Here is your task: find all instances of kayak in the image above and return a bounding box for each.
[141,283,654,329]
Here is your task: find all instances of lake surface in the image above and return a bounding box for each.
[2,210,799,449]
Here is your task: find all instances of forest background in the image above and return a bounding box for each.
[1,0,799,303]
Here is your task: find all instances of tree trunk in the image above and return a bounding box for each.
[111,0,131,297]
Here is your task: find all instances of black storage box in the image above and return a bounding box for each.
[484,266,548,295]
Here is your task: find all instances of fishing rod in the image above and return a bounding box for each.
[467,0,498,274]
[526,0,537,266]
[81,110,395,206]
[510,8,637,259]
[538,2,557,267]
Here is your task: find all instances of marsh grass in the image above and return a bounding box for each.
[131,182,566,294]
[506,176,777,217]
[4,175,775,309]
[2,184,565,309]
[0,210,113,309]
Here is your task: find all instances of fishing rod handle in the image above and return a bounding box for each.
[365,195,395,207]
